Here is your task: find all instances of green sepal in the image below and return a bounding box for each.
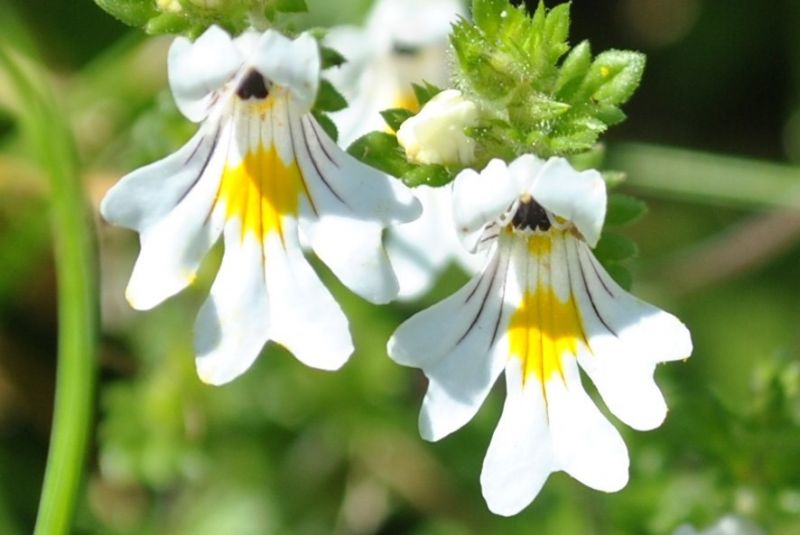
[401,164,453,188]
[320,45,346,70]
[274,0,308,13]
[311,110,338,142]
[594,232,638,263]
[605,194,648,227]
[314,79,347,113]
[94,0,158,27]
[412,81,443,107]
[347,132,413,179]
[380,108,415,132]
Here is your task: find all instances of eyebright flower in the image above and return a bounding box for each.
[324,0,466,147]
[388,155,692,515]
[100,26,421,385]
[396,89,479,166]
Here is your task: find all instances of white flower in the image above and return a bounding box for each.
[100,26,421,385]
[324,0,467,147]
[324,0,474,300]
[397,89,479,166]
[388,155,692,515]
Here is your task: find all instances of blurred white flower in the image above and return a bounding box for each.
[101,26,420,385]
[325,0,476,300]
[397,89,478,166]
[388,155,692,515]
[325,0,467,147]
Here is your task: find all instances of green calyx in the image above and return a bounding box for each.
[453,0,645,165]
[94,0,308,37]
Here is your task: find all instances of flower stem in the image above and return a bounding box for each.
[609,142,800,209]
[0,39,98,535]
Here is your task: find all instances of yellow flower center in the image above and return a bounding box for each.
[217,144,302,245]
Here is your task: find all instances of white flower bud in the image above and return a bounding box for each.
[397,89,478,166]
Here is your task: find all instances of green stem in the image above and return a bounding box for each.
[0,41,98,535]
[608,142,800,209]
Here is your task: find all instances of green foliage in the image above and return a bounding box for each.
[605,193,648,227]
[314,79,347,113]
[380,108,415,132]
[94,0,306,37]
[412,81,445,108]
[347,132,454,187]
[319,45,346,70]
[452,0,645,163]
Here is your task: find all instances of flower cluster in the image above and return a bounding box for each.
[100,0,692,516]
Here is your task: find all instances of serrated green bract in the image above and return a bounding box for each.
[320,45,346,70]
[412,82,444,108]
[311,110,339,143]
[274,0,307,13]
[452,0,645,163]
[380,109,415,132]
[606,194,648,227]
[347,132,455,188]
[94,0,158,27]
[594,232,638,263]
[315,79,348,113]
[95,0,304,37]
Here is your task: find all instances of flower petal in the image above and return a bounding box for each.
[480,359,556,516]
[366,0,466,48]
[389,241,513,441]
[168,26,243,122]
[546,355,630,492]
[194,226,270,385]
[101,123,230,310]
[250,30,320,112]
[530,158,606,247]
[567,238,692,430]
[264,226,353,371]
[293,113,421,303]
[385,185,484,299]
[453,159,521,252]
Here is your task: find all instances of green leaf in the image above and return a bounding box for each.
[472,0,507,35]
[554,40,592,96]
[94,0,158,27]
[582,50,646,106]
[320,45,346,70]
[401,164,453,188]
[594,232,638,263]
[380,108,415,132]
[144,11,192,35]
[412,81,443,107]
[605,194,648,227]
[603,263,633,290]
[314,79,347,113]
[274,0,308,13]
[311,110,338,142]
[347,131,412,178]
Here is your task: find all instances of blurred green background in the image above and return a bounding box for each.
[0,0,799,534]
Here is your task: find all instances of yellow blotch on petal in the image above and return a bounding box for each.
[508,232,586,385]
[217,145,302,243]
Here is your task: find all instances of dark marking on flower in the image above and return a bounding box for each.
[237,69,270,100]
[392,42,420,56]
[512,198,551,231]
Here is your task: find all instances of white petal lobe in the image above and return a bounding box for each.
[194,226,270,385]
